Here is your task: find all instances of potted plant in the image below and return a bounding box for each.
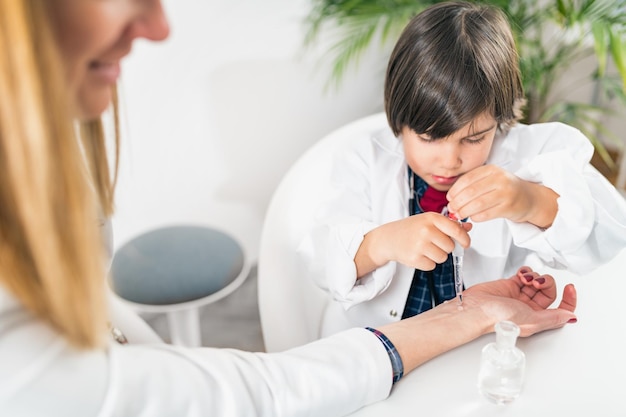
[304,0,626,179]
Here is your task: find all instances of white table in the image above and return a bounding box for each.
[349,249,626,417]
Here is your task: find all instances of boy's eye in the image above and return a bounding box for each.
[465,135,485,144]
[415,134,486,144]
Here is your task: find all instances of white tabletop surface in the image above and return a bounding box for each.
[349,249,626,417]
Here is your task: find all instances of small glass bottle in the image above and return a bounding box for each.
[477,320,526,404]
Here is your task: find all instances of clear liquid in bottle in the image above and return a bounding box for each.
[477,320,526,405]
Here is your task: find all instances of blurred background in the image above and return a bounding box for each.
[114,0,388,261]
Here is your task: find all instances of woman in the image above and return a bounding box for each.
[0,1,576,416]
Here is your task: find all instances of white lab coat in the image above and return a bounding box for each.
[0,286,391,417]
[299,120,626,336]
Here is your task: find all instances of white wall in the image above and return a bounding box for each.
[113,0,386,261]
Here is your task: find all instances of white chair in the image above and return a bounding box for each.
[258,112,388,352]
[109,224,251,347]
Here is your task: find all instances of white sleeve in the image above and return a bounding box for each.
[300,222,397,308]
[106,288,164,344]
[4,327,391,417]
[105,328,391,417]
[298,142,397,308]
[507,124,626,273]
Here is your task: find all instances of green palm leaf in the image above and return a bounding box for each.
[304,0,626,171]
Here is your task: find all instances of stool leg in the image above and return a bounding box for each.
[167,308,201,347]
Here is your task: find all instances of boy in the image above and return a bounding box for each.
[299,1,626,335]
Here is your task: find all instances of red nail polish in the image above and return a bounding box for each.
[523,274,534,282]
[567,318,577,323]
[535,277,546,284]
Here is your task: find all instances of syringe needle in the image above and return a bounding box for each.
[452,240,464,306]
[444,206,465,306]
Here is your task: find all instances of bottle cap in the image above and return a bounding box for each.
[495,320,520,349]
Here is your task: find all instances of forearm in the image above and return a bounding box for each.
[354,226,388,278]
[522,181,559,229]
[377,301,492,374]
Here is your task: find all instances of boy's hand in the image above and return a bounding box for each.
[446,164,558,229]
[355,212,472,277]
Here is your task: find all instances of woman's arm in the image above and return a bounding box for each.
[2,266,576,417]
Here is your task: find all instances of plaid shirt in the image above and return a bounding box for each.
[402,170,456,318]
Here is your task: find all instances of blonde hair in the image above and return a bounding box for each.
[0,0,119,348]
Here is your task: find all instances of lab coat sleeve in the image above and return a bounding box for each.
[7,328,392,417]
[298,140,397,308]
[102,328,391,417]
[506,123,626,273]
[1,287,392,417]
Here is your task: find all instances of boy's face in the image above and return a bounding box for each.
[401,113,497,192]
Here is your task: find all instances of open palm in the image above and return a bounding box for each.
[463,266,577,337]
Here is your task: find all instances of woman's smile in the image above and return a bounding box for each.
[88,60,121,84]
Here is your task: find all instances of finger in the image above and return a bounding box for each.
[519,308,578,337]
[451,190,505,222]
[515,266,538,284]
[511,266,533,289]
[456,191,509,222]
[421,242,451,264]
[411,255,437,271]
[529,272,554,290]
[518,272,548,305]
[522,273,556,309]
[448,187,492,217]
[512,270,556,310]
[448,170,499,212]
[557,283,577,312]
[428,231,456,255]
[434,216,471,248]
[530,273,552,291]
[447,165,493,200]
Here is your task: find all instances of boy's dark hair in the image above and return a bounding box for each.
[384,1,525,138]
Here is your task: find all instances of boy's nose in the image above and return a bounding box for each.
[439,144,462,169]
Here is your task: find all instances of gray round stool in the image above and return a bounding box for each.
[109,225,250,347]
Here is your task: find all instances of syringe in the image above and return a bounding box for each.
[452,237,464,305]
[444,207,464,305]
